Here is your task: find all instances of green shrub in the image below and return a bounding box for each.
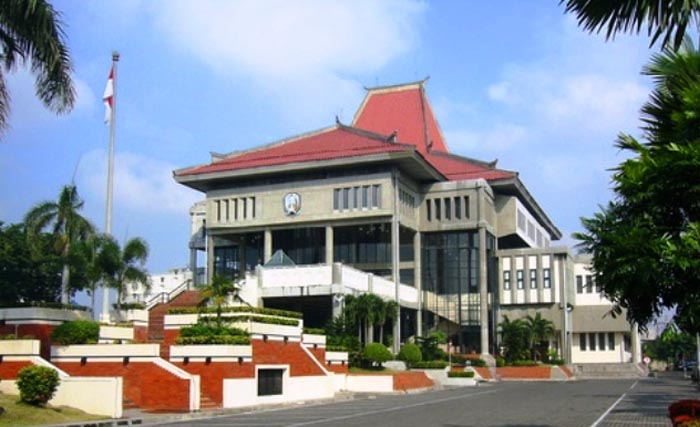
[112,303,145,310]
[0,301,89,311]
[398,343,422,369]
[326,345,349,352]
[511,360,538,367]
[168,306,303,318]
[176,335,251,345]
[303,328,325,335]
[496,357,506,367]
[413,360,449,369]
[363,343,392,367]
[469,358,486,367]
[17,366,60,406]
[50,320,99,345]
[179,323,248,338]
[0,334,17,340]
[548,358,565,366]
[447,370,475,378]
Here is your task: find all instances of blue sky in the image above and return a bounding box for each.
[1,1,655,277]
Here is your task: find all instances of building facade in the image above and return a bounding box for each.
[174,80,640,362]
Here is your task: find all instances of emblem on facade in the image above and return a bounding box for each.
[283,192,301,216]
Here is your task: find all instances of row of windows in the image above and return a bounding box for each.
[333,185,381,211]
[503,268,551,290]
[426,196,470,222]
[576,274,601,294]
[399,188,415,207]
[579,332,616,351]
[214,197,256,222]
[516,209,550,247]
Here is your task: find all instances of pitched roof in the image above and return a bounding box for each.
[352,80,448,154]
[424,151,516,181]
[176,125,414,177]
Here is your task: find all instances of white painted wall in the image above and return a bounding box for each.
[344,375,393,393]
[571,332,627,363]
[222,366,334,408]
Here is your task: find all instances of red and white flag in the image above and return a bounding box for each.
[103,66,114,124]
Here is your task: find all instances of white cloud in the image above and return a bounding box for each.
[149,0,426,123]
[78,149,199,215]
[444,124,529,153]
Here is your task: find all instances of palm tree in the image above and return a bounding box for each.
[199,274,236,326]
[524,313,556,361]
[24,185,94,304]
[499,315,530,362]
[103,237,150,315]
[71,233,119,314]
[561,0,700,50]
[0,0,75,135]
[377,300,399,346]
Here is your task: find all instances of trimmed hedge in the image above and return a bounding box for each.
[326,345,349,352]
[413,360,449,369]
[112,303,145,310]
[303,328,325,335]
[175,335,251,345]
[50,320,99,345]
[0,301,89,311]
[510,360,538,367]
[168,306,302,319]
[447,370,475,378]
[17,365,60,406]
[363,343,392,366]
[398,343,422,369]
[179,324,248,338]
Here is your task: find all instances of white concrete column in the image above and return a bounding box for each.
[631,323,641,364]
[264,228,272,263]
[206,235,215,284]
[325,226,333,265]
[479,227,489,355]
[414,230,422,337]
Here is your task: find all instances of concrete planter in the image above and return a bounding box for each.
[0,339,41,356]
[302,334,326,346]
[0,307,89,324]
[170,344,252,362]
[99,325,134,342]
[52,343,160,359]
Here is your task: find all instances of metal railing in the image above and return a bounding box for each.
[145,279,193,310]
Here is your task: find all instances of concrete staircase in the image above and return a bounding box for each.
[572,363,647,379]
[147,290,202,358]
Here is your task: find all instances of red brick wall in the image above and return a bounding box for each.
[55,361,191,412]
[252,340,325,376]
[473,367,492,380]
[308,347,326,365]
[0,324,56,359]
[496,366,551,379]
[326,364,349,374]
[0,360,33,379]
[393,371,434,391]
[173,361,255,405]
[134,326,149,343]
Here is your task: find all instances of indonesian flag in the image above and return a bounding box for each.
[103,66,114,124]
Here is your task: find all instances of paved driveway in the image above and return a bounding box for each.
[148,372,696,427]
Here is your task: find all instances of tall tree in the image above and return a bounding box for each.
[24,185,94,304]
[575,39,700,330]
[71,233,120,313]
[377,300,399,346]
[103,237,150,314]
[0,0,75,135]
[499,316,530,362]
[561,0,700,50]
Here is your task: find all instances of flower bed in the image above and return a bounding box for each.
[669,400,700,426]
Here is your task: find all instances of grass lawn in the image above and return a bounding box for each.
[0,393,107,427]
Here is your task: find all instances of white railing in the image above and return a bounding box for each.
[145,279,192,310]
[260,265,332,288]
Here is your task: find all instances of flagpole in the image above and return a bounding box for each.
[100,51,119,323]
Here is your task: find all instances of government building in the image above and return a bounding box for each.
[173,80,641,365]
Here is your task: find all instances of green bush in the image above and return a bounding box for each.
[326,345,349,352]
[179,323,248,338]
[175,335,251,345]
[363,343,392,367]
[398,343,422,369]
[469,358,486,367]
[447,370,475,378]
[169,306,303,318]
[413,360,449,369]
[511,360,538,367]
[303,328,325,335]
[496,357,506,367]
[547,358,565,366]
[50,320,99,345]
[0,334,17,340]
[17,366,60,406]
[112,303,145,310]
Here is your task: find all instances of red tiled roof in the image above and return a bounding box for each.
[425,151,516,181]
[353,82,448,154]
[177,126,412,177]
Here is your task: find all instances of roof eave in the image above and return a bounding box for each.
[489,176,563,240]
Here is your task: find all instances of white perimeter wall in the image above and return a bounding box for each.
[223,367,334,408]
[571,332,628,363]
[344,375,394,393]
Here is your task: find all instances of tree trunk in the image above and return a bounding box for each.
[60,263,70,304]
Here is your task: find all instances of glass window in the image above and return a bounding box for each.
[576,275,583,294]
[599,333,606,351]
[579,333,586,351]
[362,186,369,208]
[585,275,593,294]
[444,198,451,220]
[434,199,441,220]
[454,196,461,219]
[353,187,359,209]
[503,270,511,290]
[589,333,596,351]
[242,198,247,219]
[464,196,470,218]
[333,189,340,210]
[250,197,255,218]
[530,269,537,289]
[372,185,381,208]
[342,188,350,210]
[595,277,602,293]
[233,199,238,220]
[608,333,615,350]
[257,369,283,396]
[516,269,524,289]
[426,199,432,221]
[543,268,551,288]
